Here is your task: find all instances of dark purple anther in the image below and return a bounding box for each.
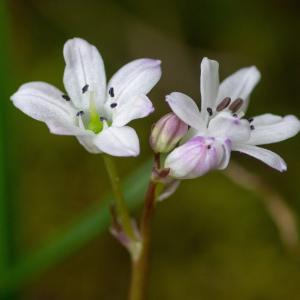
[82,84,89,94]
[207,107,213,116]
[62,94,70,101]
[229,98,243,113]
[109,87,115,97]
[216,97,231,111]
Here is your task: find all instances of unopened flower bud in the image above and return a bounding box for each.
[150,113,188,153]
[165,136,232,179]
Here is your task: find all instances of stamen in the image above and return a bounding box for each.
[82,84,89,94]
[229,98,243,113]
[76,111,84,116]
[233,113,238,118]
[250,125,255,130]
[109,87,115,97]
[207,107,213,116]
[110,103,117,108]
[100,117,107,122]
[207,145,212,149]
[62,94,70,101]
[248,118,254,123]
[216,97,231,111]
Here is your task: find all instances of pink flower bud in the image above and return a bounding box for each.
[150,113,189,153]
[165,136,232,179]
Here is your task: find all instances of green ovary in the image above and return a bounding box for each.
[88,99,103,134]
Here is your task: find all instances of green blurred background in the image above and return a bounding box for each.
[1,0,300,299]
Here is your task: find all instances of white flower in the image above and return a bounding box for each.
[11,38,162,157]
[165,58,300,179]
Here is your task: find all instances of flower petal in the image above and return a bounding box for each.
[106,59,161,106]
[77,135,101,154]
[112,95,154,127]
[93,126,140,157]
[11,81,85,135]
[233,144,287,172]
[166,92,204,130]
[251,113,282,126]
[208,112,251,144]
[217,138,232,170]
[157,180,181,201]
[247,115,300,145]
[217,66,261,112]
[165,136,230,179]
[63,38,106,110]
[200,58,219,121]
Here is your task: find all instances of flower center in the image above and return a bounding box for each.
[206,97,245,124]
[73,84,118,134]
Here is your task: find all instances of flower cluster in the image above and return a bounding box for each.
[11,38,300,184]
[151,58,300,180]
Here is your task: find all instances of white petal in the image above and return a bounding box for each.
[208,112,251,144]
[77,134,101,154]
[11,82,85,135]
[63,38,106,110]
[233,144,287,172]
[106,59,161,105]
[247,115,300,145]
[93,126,140,157]
[112,95,154,127]
[166,92,204,130]
[165,136,231,179]
[217,138,232,169]
[200,58,219,121]
[251,113,282,126]
[217,66,261,112]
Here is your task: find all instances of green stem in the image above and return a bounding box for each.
[0,160,152,297]
[128,154,161,300]
[102,155,136,242]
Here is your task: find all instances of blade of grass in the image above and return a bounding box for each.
[0,0,9,276]
[0,159,152,296]
[0,2,20,299]
[0,0,17,287]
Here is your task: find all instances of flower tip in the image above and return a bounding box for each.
[110,147,140,157]
[201,57,219,68]
[141,58,162,67]
[150,59,162,65]
[125,144,140,157]
[69,37,86,43]
[10,92,17,102]
[202,57,209,63]
[280,163,287,172]
[130,149,140,157]
[252,65,261,74]
[149,105,155,114]
[165,94,175,103]
[286,115,300,132]
[120,144,140,157]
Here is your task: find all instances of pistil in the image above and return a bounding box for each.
[87,93,103,134]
